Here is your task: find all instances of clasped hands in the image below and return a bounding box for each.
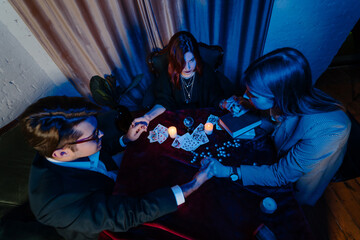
[124,121,148,142]
[181,157,237,198]
[200,157,233,178]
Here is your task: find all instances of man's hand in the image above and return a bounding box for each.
[125,123,147,142]
[180,159,214,198]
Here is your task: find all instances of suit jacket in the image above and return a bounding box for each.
[241,110,351,205]
[28,123,178,240]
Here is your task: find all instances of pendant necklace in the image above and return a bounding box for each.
[181,74,195,104]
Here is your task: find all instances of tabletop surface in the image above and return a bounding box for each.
[109,108,314,240]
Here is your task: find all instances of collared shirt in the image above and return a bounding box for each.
[46,151,118,181]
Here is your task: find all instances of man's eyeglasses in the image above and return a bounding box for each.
[67,127,100,145]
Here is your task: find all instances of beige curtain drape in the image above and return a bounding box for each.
[9,0,273,109]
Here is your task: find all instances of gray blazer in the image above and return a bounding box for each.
[241,110,351,205]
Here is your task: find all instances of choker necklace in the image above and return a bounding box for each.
[181,74,195,104]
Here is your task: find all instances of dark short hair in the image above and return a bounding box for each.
[20,96,101,157]
[167,31,203,89]
[243,47,342,115]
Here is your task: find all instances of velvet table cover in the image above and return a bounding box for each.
[103,108,314,240]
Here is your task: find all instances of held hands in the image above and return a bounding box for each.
[200,157,230,178]
[180,158,214,198]
[131,105,166,127]
[132,115,151,127]
[125,122,147,142]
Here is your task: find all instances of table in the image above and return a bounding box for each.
[105,108,314,240]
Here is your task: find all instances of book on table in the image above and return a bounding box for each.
[219,111,262,138]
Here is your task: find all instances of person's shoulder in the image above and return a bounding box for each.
[300,110,351,137]
[302,110,349,126]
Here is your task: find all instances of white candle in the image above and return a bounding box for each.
[260,197,277,214]
[168,126,177,139]
[204,122,213,135]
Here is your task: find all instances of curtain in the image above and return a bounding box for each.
[9,0,274,110]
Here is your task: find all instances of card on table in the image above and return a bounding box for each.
[191,123,209,144]
[154,124,168,136]
[147,130,158,143]
[207,114,222,130]
[180,133,202,151]
[170,124,208,151]
[148,124,168,144]
[171,135,181,148]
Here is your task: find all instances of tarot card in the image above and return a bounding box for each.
[184,139,202,151]
[191,123,209,144]
[177,133,191,150]
[157,132,167,144]
[154,124,169,138]
[171,136,181,148]
[177,133,190,146]
[181,133,201,151]
[148,130,158,143]
[207,114,218,125]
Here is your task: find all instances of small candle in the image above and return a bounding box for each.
[260,197,277,214]
[204,122,213,135]
[168,126,177,138]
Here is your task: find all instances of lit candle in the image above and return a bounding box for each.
[260,197,277,214]
[168,126,177,138]
[204,122,213,135]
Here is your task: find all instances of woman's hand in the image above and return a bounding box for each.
[200,157,231,178]
[220,95,237,111]
[220,95,248,117]
[231,103,248,117]
[131,104,166,127]
[132,115,151,127]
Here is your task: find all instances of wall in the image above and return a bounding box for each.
[0,1,80,128]
[264,0,360,83]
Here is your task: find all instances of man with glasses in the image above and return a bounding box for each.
[20,96,213,240]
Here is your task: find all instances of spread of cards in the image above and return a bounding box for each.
[147,114,222,151]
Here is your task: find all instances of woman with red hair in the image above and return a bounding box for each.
[133,31,224,126]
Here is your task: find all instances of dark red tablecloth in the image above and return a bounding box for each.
[105,108,314,240]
